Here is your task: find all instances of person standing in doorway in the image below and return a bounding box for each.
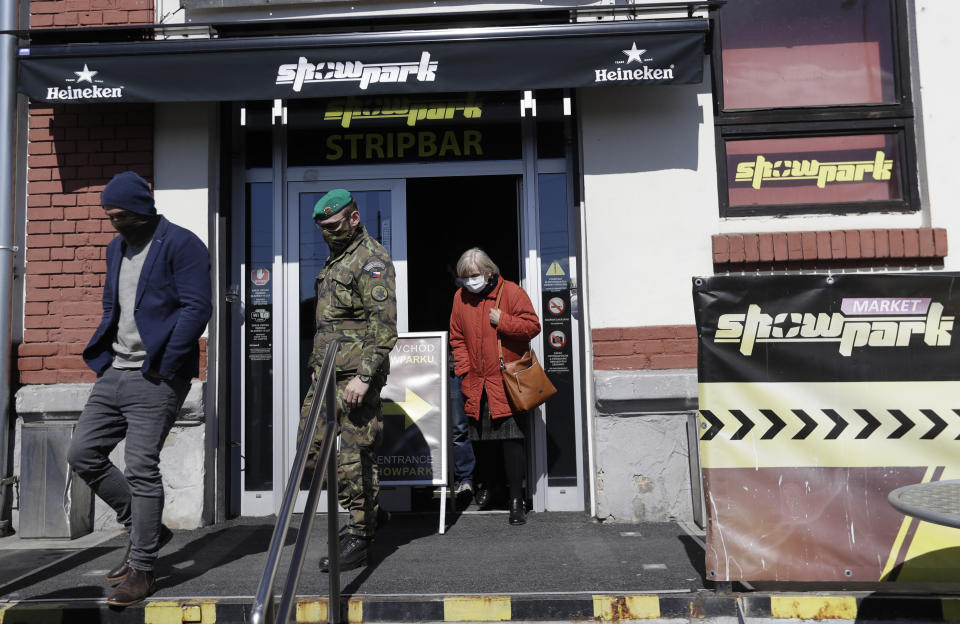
[67,171,212,606]
[447,266,477,508]
[300,189,398,572]
[450,345,477,508]
[449,247,541,525]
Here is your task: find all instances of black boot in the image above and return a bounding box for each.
[106,568,155,607]
[107,524,174,583]
[509,498,526,526]
[475,486,493,510]
[376,507,391,532]
[320,535,370,572]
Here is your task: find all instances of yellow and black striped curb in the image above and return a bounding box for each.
[1,593,960,623]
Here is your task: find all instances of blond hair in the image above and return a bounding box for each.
[456,247,500,278]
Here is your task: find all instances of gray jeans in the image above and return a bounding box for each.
[68,367,189,571]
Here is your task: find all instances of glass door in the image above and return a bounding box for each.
[284,180,407,511]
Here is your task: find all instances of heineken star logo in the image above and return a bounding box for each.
[72,64,99,84]
[622,43,647,64]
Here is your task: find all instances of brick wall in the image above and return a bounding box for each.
[712,228,947,271]
[30,0,154,28]
[592,326,697,370]
[20,1,157,385]
[21,103,155,384]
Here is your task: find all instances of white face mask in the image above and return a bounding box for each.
[464,275,486,293]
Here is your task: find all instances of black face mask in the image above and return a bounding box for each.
[110,213,159,247]
[479,274,498,297]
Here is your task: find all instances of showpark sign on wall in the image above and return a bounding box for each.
[694,274,960,583]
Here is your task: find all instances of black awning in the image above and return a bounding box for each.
[17,19,707,104]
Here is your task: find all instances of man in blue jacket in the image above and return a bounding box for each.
[67,171,212,607]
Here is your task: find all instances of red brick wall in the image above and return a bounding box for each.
[20,1,158,385]
[593,326,697,370]
[712,228,947,271]
[30,0,154,28]
[21,103,155,384]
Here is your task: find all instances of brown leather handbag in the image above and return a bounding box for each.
[494,284,557,412]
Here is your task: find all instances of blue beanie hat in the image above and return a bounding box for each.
[101,171,156,216]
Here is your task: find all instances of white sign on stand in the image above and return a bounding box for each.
[378,332,450,533]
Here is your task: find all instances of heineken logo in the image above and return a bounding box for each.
[594,42,675,84]
[45,64,125,101]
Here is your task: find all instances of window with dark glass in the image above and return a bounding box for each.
[712,0,917,217]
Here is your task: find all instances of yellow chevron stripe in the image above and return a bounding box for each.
[770,595,857,619]
[444,596,511,621]
[699,382,960,469]
[593,595,660,620]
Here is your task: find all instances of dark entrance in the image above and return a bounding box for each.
[406,175,523,511]
[406,176,521,333]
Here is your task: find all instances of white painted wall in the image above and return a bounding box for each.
[913,1,960,271]
[582,3,959,330]
[579,63,718,328]
[153,103,213,246]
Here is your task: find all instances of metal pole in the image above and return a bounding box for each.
[275,369,340,624]
[325,388,341,624]
[0,0,19,537]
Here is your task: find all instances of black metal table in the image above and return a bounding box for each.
[888,480,960,529]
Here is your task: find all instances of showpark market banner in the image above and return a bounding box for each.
[18,21,705,103]
[693,274,960,582]
[378,333,447,486]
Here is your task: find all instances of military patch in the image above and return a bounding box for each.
[364,260,386,278]
[371,285,389,301]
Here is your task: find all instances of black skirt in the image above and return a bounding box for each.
[468,391,528,441]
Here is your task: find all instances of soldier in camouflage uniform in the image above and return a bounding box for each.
[299,189,397,572]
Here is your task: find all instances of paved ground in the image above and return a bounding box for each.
[0,511,709,601]
[4,512,960,623]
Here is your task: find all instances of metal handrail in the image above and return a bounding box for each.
[251,338,342,624]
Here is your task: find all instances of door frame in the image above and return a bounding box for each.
[237,157,582,515]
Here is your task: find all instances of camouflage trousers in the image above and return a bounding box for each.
[298,374,384,538]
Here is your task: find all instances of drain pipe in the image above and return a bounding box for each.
[0,0,18,537]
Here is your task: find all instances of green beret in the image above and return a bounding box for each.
[313,189,353,220]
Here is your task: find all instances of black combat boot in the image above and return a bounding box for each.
[508,498,526,526]
[320,535,370,572]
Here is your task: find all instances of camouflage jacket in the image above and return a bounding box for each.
[309,225,398,379]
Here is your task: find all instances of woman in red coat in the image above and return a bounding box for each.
[449,247,541,525]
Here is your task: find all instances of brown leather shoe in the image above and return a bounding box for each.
[107,525,174,583]
[106,568,155,607]
[105,540,132,583]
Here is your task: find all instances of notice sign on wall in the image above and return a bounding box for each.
[694,274,960,583]
[378,333,448,486]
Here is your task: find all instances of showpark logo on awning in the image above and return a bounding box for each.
[276,51,439,93]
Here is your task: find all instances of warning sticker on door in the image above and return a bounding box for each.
[542,260,569,292]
